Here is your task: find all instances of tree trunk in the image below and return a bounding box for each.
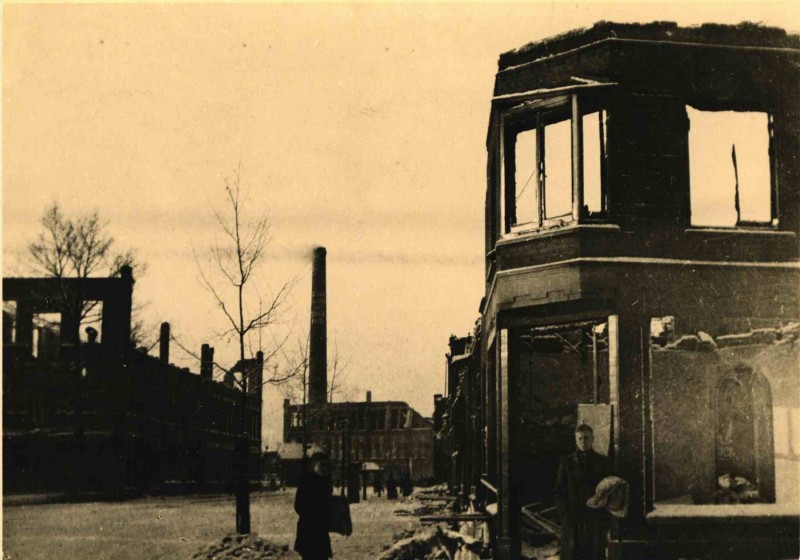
[236,283,251,535]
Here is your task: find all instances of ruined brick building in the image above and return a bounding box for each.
[3,266,263,495]
[441,22,799,560]
[282,248,435,485]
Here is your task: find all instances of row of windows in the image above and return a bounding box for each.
[290,407,415,431]
[329,433,428,461]
[496,97,777,237]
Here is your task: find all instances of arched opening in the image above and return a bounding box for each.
[714,365,775,504]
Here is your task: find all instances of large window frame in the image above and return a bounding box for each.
[687,106,779,229]
[499,94,608,237]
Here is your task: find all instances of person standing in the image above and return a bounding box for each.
[294,451,333,560]
[386,472,398,500]
[554,424,612,560]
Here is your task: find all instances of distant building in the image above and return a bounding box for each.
[433,332,482,496]
[2,267,263,496]
[283,395,435,485]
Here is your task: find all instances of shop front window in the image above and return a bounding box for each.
[649,316,799,509]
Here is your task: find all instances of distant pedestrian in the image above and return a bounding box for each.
[386,473,398,500]
[294,451,333,560]
[401,473,413,497]
[554,424,612,560]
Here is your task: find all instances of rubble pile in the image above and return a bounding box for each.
[192,533,293,560]
[394,485,453,517]
[378,526,489,560]
[394,504,437,516]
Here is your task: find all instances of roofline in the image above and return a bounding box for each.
[498,21,800,71]
[498,36,800,76]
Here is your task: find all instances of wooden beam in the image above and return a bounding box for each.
[572,94,584,221]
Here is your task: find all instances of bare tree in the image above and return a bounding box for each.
[194,166,296,534]
[26,203,149,345]
[280,335,310,407]
[281,335,351,406]
[327,340,351,404]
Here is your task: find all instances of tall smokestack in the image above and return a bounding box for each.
[309,247,327,405]
[159,322,170,364]
[200,344,213,379]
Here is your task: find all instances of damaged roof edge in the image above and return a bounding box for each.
[498,21,800,71]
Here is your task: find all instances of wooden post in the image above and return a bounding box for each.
[572,94,584,222]
[612,313,648,535]
[592,328,600,404]
[495,328,516,559]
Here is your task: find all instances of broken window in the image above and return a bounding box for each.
[513,129,539,227]
[688,108,774,227]
[500,98,607,236]
[32,312,61,360]
[3,301,17,344]
[544,119,573,220]
[649,316,799,510]
[80,301,103,343]
[291,411,303,428]
[582,111,607,216]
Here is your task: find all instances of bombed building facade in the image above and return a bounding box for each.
[438,22,800,560]
[282,247,435,484]
[2,267,263,495]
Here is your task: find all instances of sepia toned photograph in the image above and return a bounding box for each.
[2,3,799,559]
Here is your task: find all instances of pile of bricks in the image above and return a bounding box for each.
[192,533,293,560]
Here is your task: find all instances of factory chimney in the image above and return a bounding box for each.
[308,247,328,405]
[159,322,170,363]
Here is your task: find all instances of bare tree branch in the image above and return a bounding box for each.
[26,203,145,343]
[193,166,297,533]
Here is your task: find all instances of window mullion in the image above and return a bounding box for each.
[536,122,545,226]
[599,110,608,215]
[769,113,778,226]
[571,94,584,221]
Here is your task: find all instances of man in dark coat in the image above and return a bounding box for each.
[386,473,398,500]
[554,424,613,560]
[294,451,333,560]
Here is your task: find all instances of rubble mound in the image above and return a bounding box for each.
[378,527,440,560]
[394,486,453,517]
[378,526,489,560]
[192,533,293,560]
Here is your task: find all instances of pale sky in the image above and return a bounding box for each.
[3,2,797,446]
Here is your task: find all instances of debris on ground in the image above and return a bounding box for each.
[192,533,293,560]
[378,525,491,560]
[393,504,436,516]
[395,485,453,517]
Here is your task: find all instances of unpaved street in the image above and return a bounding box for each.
[3,490,420,560]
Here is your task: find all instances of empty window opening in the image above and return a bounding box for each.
[3,301,17,344]
[514,128,539,227]
[583,111,606,216]
[544,120,572,219]
[649,317,799,508]
[80,301,103,343]
[688,108,773,227]
[32,312,61,360]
